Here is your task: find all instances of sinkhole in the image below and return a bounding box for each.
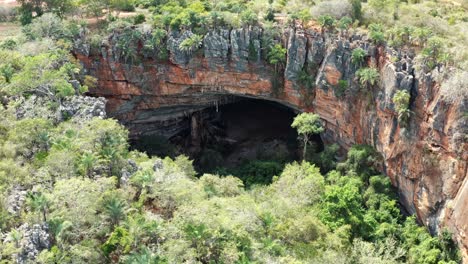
[130,97,324,185]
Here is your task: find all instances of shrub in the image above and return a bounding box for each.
[0,39,18,50]
[133,14,146,24]
[351,48,366,66]
[240,9,258,26]
[368,23,385,44]
[311,0,352,19]
[350,0,362,21]
[297,69,314,90]
[318,15,336,32]
[440,70,468,103]
[356,67,380,88]
[23,13,70,41]
[267,44,287,72]
[335,80,348,97]
[393,90,411,123]
[179,34,203,54]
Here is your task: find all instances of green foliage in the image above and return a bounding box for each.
[0,8,463,263]
[240,9,258,26]
[368,23,385,44]
[267,44,287,71]
[26,191,49,222]
[337,16,353,32]
[350,0,362,21]
[356,67,380,88]
[0,64,14,83]
[115,27,143,64]
[351,48,366,66]
[222,160,283,187]
[133,14,146,24]
[297,69,315,90]
[393,90,411,124]
[179,34,203,54]
[292,113,324,159]
[318,15,335,32]
[335,79,348,97]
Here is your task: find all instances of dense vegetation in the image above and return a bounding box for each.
[0,0,465,263]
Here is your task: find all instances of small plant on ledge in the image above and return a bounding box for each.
[393,90,411,125]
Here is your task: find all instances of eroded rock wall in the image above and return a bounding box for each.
[75,25,467,257]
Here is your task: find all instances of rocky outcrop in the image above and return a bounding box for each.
[3,223,51,263]
[75,25,467,258]
[16,95,106,122]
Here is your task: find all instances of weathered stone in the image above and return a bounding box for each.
[4,223,51,264]
[15,95,106,122]
[167,31,195,66]
[285,28,307,81]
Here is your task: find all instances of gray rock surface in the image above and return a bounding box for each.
[4,223,51,264]
[285,28,307,81]
[16,95,106,122]
[6,186,27,216]
[167,31,196,66]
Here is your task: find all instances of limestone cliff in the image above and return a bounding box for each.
[75,25,467,257]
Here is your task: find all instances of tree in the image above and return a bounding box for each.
[179,34,203,54]
[337,16,353,36]
[351,48,366,66]
[392,90,411,123]
[350,0,362,22]
[78,152,98,178]
[318,15,336,33]
[368,23,385,44]
[26,191,49,222]
[101,192,128,229]
[356,67,379,89]
[291,113,324,159]
[0,64,14,83]
[18,0,75,22]
[240,9,258,26]
[267,44,287,72]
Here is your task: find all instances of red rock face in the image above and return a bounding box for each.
[76,27,467,259]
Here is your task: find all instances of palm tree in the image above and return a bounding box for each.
[102,195,127,229]
[26,192,49,222]
[351,48,366,66]
[79,152,98,178]
[48,218,73,249]
[7,228,22,248]
[179,34,203,54]
[356,67,380,89]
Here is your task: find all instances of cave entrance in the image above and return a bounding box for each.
[130,97,324,185]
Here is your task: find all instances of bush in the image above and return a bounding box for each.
[356,67,380,88]
[311,0,352,19]
[440,70,468,103]
[335,80,348,97]
[179,34,203,54]
[393,90,411,123]
[351,48,366,66]
[112,0,136,12]
[0,6,16,22]
[368,23,385,44]
[23,13,71,41]
[0,39,17,50]
[133,14,146,24]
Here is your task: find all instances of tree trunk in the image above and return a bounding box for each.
[42,209,47,222]
[302,136,309,160]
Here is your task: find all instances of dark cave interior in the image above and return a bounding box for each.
[130,97,324,182]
